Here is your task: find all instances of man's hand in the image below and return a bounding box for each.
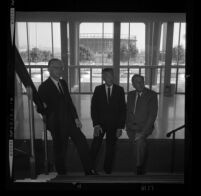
[75,118,82,129]
[116,129,122,138]
[93,125,103,137]
[134,133,145,141]
[127,123,141,131]
[43,102,47,108]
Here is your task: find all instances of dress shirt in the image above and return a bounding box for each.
[50,77,63,94]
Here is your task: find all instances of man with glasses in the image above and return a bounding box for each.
[126,74,158,175]
[37,58,97,176]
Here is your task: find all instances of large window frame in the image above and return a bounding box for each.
[15,12,186,95]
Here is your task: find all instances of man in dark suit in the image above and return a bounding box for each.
[90,68,126,174]
[37,58,97,176]
[126,74,158,175]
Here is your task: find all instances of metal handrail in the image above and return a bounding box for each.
[166,125,185,173]
[26,87,37,179]
[166,125,185,137]
[42,115,49,174]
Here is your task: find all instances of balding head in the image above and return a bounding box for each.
[131,74,145,92]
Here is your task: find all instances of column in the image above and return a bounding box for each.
[113,22,121,85]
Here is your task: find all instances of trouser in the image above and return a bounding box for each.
[90,128,117,173]
[127,131,148,170]
[51,124,92,174]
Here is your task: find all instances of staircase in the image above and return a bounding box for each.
[14,139,184,180]
[48,172,184,184]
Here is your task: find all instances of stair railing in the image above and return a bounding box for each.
[166,125,185,173]
[26,86,37,179]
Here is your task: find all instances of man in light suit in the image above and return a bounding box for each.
[126,74,158,175]
[90,68,126,174]
[37,58,97,176]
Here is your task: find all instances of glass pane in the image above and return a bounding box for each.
[79,23,103,65]
[120,68,128,92]
[159,23,167,66]
[103,23,113,65]
[80,68,90,92]
[171,68,177,84]
[28,22,52,65]
[172,23,186,66]
[179,23,186,65]
[120,23,145,66]
[31,68,41,90]
[79,23,113,66]
[177,68,185,93]
[78,95,93,138]
[69,67,79,93]
[52,23,61,59]
[16,22,29,65]
[67,23,70,65]
[151,68,161,93]
[129,23,145,65]
[92,68,102,92]
[120,23,129,65]
[42,68,49,82]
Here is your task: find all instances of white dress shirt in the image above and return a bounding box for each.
[105,84,113,99]
[50,77,63,93]
[133,91,142,114]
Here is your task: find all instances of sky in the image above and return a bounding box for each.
[16,22,186,52]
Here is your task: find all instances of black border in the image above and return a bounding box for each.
[5,0,193,192]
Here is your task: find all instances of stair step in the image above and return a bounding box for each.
[48,172,184,184]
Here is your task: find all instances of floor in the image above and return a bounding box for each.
[14,94,185,139]
[13,94,185,185]
[72,94,185,139]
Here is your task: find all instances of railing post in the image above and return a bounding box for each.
[43,115,49,174]
[170,132,176,173]
[26,86,37,179]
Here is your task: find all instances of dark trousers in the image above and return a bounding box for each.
[90,128,117,173]
[51,123,92,174]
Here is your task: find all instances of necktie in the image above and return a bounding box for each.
[133,92,140,115]
[58,81,64,95]
[107,87,111,103]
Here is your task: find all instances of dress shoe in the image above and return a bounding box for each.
[85,169,99,176]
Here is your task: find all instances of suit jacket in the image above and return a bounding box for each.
[126,87,158,136]
[91,84,126,130]
[37,77,78,133]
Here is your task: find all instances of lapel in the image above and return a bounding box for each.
[59,79,68,97]
[110,84,115,101]
[103,84,115,104]
[48,77,61,96]
[102,84,108,103]
[129,91,136,112]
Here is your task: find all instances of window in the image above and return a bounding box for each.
[172,23,186,66]
[78,23,114,93]
[16,22,61,66]
[159,23,167,66]
[120,23,145,66]
[120,23,145,92]
[79,23,113,65]
[15,22,61,88]
[172,22,186,93]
